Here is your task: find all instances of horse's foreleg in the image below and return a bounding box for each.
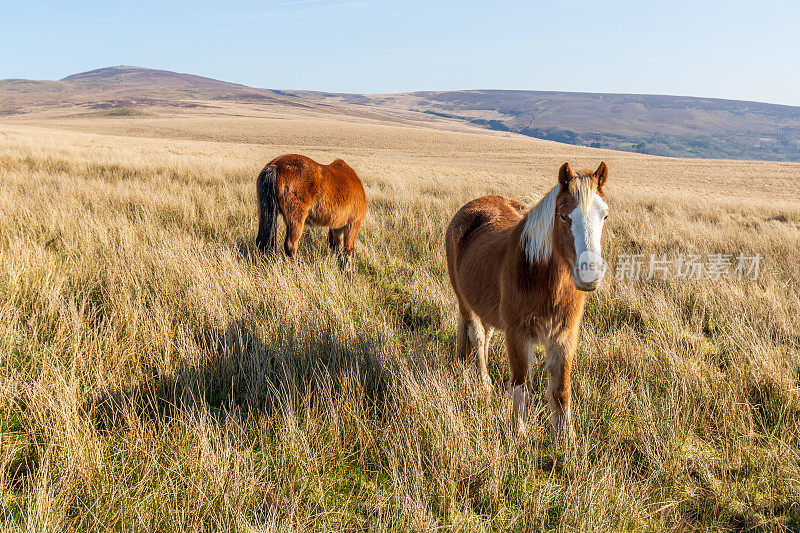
[544,333,577,444]
[507,331,530,437]
[339,218,363,272]
[328,227,347,271]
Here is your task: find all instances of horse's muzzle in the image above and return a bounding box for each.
[573,278,601,292]
[573,250,606,291]
[572,268,604,291]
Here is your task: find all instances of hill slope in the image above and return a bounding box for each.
[0,66,301,111]
[294,89,800,161]
[2,66,800,161]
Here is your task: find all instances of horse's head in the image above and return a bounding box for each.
[555,161,609,291]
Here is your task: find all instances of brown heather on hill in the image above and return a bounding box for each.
[3,65,800,161]
[0,91,798,530]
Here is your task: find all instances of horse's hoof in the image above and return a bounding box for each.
[515,420,527,440]
[481,374,492,393]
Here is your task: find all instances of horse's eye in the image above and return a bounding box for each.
[604,214,609,221]
[559,213,569,223]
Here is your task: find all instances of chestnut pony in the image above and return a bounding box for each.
[445,162,609,439]
[256,154,367,270]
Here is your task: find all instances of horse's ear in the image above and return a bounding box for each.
[558,162,574,189]
[594,161,608,188]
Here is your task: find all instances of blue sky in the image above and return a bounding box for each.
[2,0,799,105]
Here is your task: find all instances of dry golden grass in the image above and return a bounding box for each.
[0,113,799,531]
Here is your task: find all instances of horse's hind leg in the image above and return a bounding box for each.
[481,323,494,389]
[456,314,471,362]
[283,208,308,260]
[465,317,491,392]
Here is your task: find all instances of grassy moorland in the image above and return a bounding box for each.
[0,116,798,531]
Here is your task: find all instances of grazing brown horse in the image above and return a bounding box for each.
[445,162,610,440]
[256,154,367,270]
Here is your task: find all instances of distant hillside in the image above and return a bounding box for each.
[294,90,800,161]
[2,66,800,161]
[0,66,302,112]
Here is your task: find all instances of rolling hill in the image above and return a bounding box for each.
[291,90,800,161]
[2,66,800,161]
[0,66,304,111]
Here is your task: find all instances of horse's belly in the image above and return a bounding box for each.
[307,212,346,228]
[308,202,349,228]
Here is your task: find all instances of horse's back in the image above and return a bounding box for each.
[446,195,525,259]
[268,153,317,174]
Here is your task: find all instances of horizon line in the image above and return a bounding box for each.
[3,64,800,110]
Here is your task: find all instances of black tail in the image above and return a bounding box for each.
[255,166,278,254]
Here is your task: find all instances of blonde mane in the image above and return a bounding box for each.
[520,184,559,264]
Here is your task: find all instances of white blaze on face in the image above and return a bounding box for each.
[569,189,609,288]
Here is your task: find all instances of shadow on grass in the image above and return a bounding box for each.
[82,317,399,433]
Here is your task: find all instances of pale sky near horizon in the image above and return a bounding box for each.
[2,0,799,106]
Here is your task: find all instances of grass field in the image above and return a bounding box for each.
[0,112,799,531]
